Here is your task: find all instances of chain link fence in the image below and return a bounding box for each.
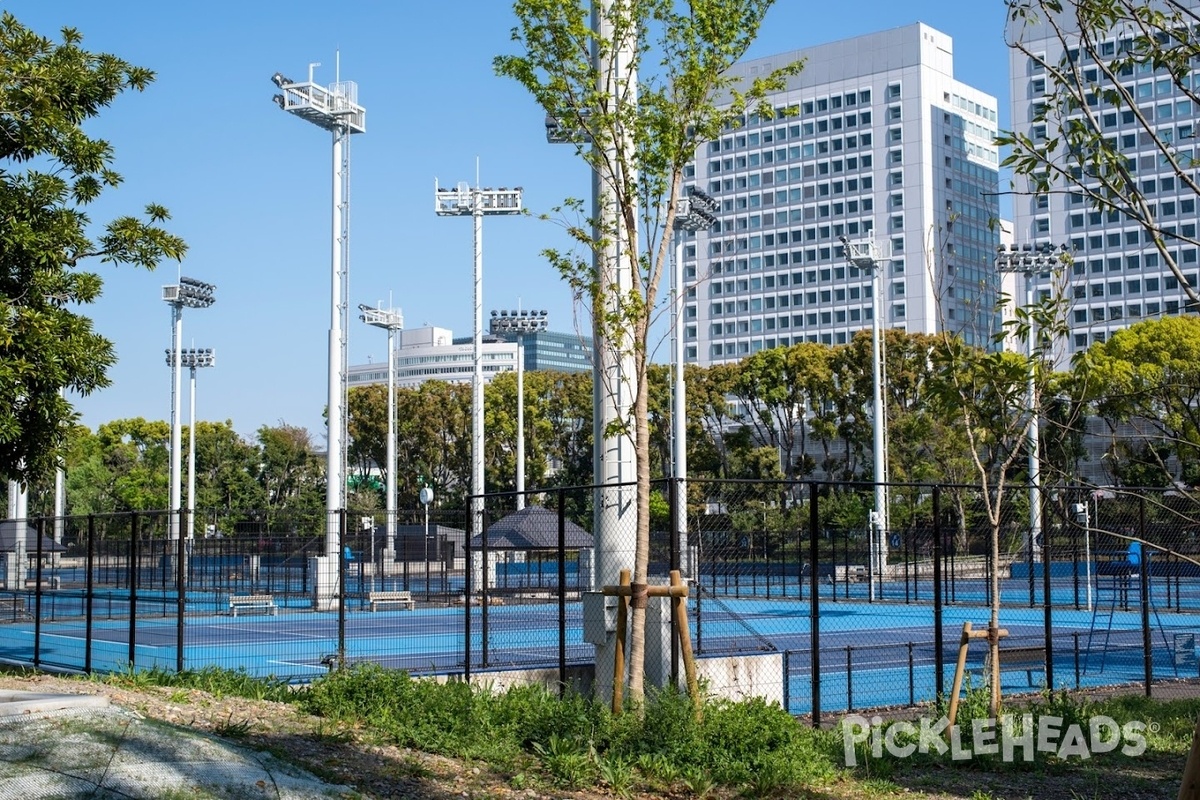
[2,481,1199,723]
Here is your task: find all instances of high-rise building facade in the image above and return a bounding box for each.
[1009,5,1200,362]
[687,23,1002,365]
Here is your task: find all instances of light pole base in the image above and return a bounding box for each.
[309,555,341,611]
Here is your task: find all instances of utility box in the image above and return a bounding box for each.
[582,591,618,645]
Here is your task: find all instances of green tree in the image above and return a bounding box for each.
[496,0,799,705]
[1084,315,1200,487]
[0,12,186,484]
[255,424,323,531]
[188,420,265,529]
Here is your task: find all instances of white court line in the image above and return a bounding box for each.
[34,631,168,651]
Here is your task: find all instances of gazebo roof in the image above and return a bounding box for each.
[0,520,66,553]
[470,505,593,551]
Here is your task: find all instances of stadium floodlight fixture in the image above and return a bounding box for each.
[995,241,1071,566]
[669,186,717,579]
[490,308,547,511]
[841,233,891,599]
[358,303,404,562]
[163,278,216,547]
[434,179,524,539]
[271,61,366,568]
[166,348,215,540]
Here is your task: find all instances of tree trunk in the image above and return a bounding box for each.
[989,519,1001,717]
[627,349,652,708]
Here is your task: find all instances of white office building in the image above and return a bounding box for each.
[347,325,517,390]
[687,23,1002,365]
[1008,5,1200,364]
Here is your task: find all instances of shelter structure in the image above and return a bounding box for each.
[468,505,594,594]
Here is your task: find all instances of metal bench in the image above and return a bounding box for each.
[367,590,415,611]
[990,645,1045,686]
[0,596,27,619]
[228,594,278,617]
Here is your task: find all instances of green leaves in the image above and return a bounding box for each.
[0,11,186,484]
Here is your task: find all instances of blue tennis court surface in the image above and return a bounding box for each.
[6,584,1198,717]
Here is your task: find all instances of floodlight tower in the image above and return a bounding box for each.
[672,188,717,577]
[271,63,366,572]
[490,308,549,510]
[841,234,890,598]
[166,348,215,540]
[359,303,404,560]
[434,181,522,536]
[995,242,1068,563]
[162,277,216,547]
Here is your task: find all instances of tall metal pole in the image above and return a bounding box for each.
[1026,269,1042,563]
[472,189,485,535]
[870,260,887,594]
[187,362,197,540]
[386,323,397,556]
[169,302,183,544]
[672,227,689,575]
[326,123,347,558]
[54,391,64,547]
[592,0,637,592]
[516,332,525,511]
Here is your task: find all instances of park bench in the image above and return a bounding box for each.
[228,594,278,617]
[24,576,61,591]
[366,590,416,611]
[989,644,1045,686]
[0,596,26,618]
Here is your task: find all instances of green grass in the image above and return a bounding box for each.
[71,663,1200,798]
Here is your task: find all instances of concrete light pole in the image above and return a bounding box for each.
[842,234,891,599]
[672,188,717,578]
[162,278,215,550]
[434,180,522,540]
[490,308,548,510]
[165,348,215,541]
[359,303,404,561]
[271,62,366,610]
[995,242,1069,564]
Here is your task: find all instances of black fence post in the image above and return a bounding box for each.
[932,486,944,701]
[176,507,186,675]
[481,507,490,669]
[1139,494,1152,697]
[557,488,567,697]
[338,509,347,668]
[809,482,821,728]
[669,478,679,686]
[1042,495,1053,693]
[34,517,44,669]
[464,513,473,682]
[85,514,96,674]
[128,512,139,669]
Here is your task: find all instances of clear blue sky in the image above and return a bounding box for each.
[5,0,1010,443]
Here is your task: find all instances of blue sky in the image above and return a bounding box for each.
[6,0,1010,443]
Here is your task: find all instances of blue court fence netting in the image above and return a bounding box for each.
[1,480,1199,726]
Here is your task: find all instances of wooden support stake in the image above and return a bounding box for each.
[1178,714,1200,800]
[947,622,1008,728]
[669,570,701,720]
[612,569,630,716]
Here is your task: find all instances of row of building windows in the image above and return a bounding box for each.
[1070,273,1197,299]
[707,134,877,176]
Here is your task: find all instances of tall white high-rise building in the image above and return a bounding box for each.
[1009,4,1200,362]
[687,23,1001,365]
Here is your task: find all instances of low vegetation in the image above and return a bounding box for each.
[83,664,1199,798]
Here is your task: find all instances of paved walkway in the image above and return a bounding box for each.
[0,691,357,799]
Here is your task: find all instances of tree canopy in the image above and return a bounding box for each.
[0,11,185,484]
